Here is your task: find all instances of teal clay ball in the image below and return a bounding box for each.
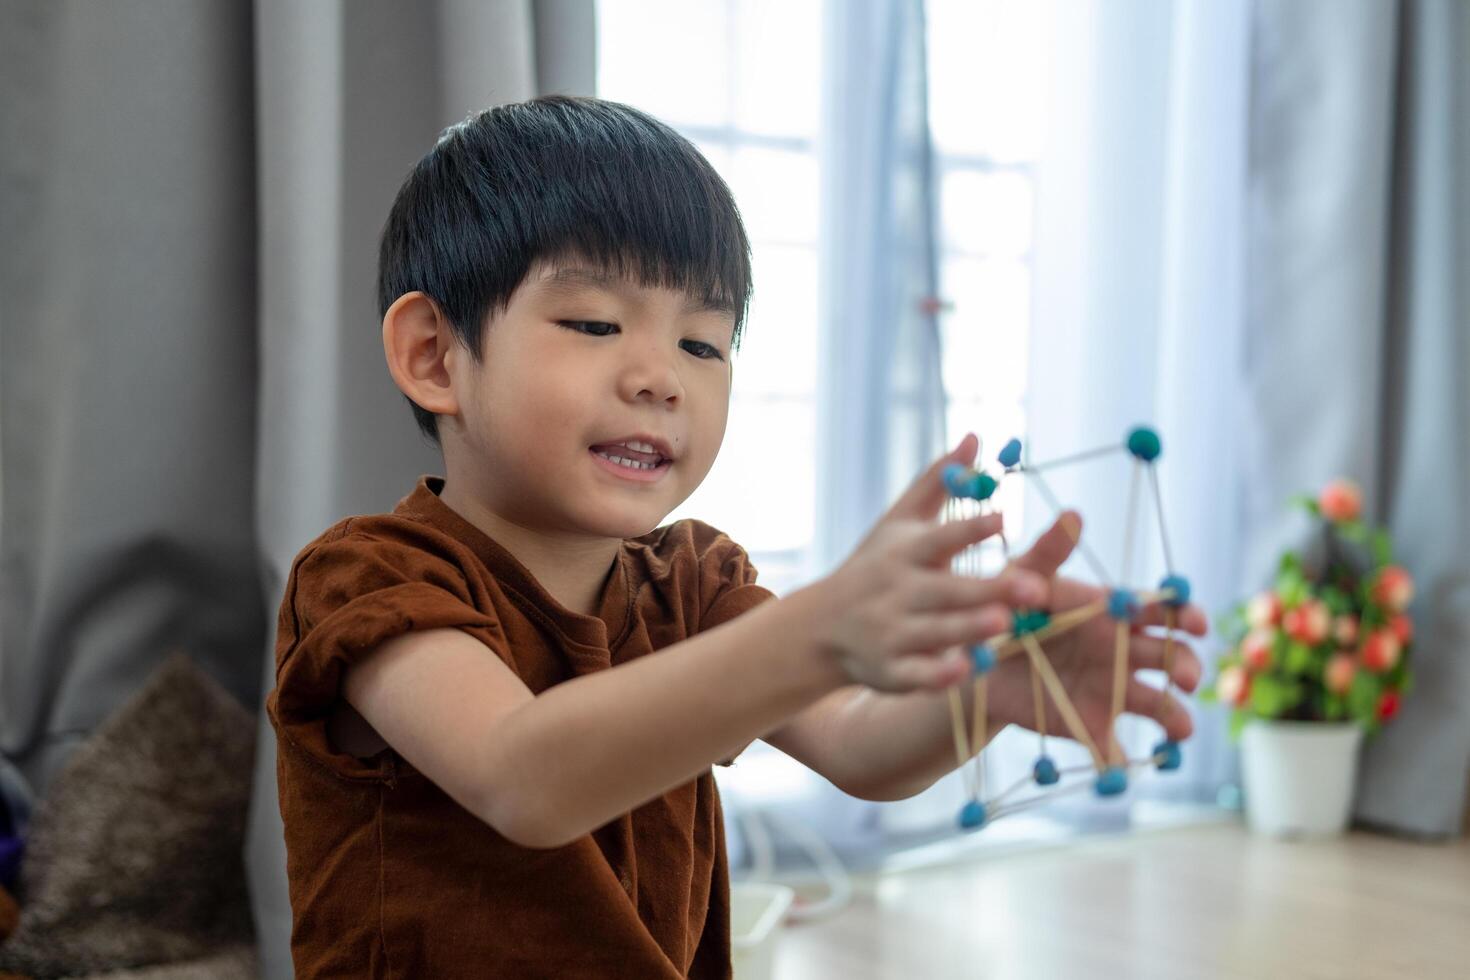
[958,800,988,830]
[1126,426,1162,462]
[1107,589,1138,622]
[970,644,996,674]
[1012,609,1052,636]
[972,472,999,500]
[1034,756,1060,785]
[942,464,971,497]
[1095,766,1128,797]
[998,438,1023,468]
[1154,740,1182,771]
[1159,574,1191,608]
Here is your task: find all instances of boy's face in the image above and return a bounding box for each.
[443,261,735,540]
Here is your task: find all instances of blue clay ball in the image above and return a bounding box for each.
[1126,426,1162,462]
[998,438,1023,468]
[1107,589,1138,622]
[943,464,971,497]
[1095,767,1128,797]
[970,644,996,675]
[1034,756,1060,786]
[1159,574,1191,608]
[1154,740,1182,771]
[958,800,988,830]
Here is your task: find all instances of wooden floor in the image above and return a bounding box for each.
[771,821,1470,979]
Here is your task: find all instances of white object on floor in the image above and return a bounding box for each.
[731,881,794,980]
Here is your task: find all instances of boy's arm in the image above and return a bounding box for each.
[762,682,1003,802]
[342,580,847,850]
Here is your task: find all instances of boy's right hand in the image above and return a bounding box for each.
[814,433,1051,694]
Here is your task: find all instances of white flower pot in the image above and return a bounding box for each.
[1240,720,1363,836]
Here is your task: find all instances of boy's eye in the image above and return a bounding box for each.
[556,321,726,361]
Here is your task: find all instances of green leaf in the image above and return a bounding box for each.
[1229,710,1250,741]
[1371,529,1394,567]
[1338,520,1368,544]
[1284,641,1315,676]
[1348,671,1380,720]
[1251,674,1304,717]
[1320,586,1351,616]
[1276,568,1309,607]
[1198,686,1219,705]
[1289,495,1321,517]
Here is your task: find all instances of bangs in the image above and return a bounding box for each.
[380,96,752,357]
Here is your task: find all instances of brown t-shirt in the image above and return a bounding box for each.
[266,475,777,979]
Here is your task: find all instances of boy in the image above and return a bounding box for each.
[266,96,1204,979]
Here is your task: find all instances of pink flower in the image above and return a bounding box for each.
[1318,479,1362,522]
[1283,600,1330,646]
[1360,629,1402,673]
[1241,628,1275,672]
[1245,592,1282,629]
[1389,613,1414,645]
[1372,566,1414,612]
[1325,653,1356,696]
[1217,665,1251,707]
[1332,614,1359,647]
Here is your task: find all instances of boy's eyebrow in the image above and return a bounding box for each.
[537,266,737,318]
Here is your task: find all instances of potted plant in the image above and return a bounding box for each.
[1202,478,1415,836]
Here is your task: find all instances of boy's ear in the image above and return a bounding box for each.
[382,291,462,418]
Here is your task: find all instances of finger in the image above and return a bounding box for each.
[888,606,1009,655]
[911,510,1005,567]
[907,567,1050,613]
[884,648,973,692]
[1134,600,1209,636]
[1123,635,1202,692]
[1124,679,1195,742]
[1007,510,1082,579]
[882,433,979,524]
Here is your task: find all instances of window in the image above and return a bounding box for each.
[928,0,1052,572]
[598,0,823,598]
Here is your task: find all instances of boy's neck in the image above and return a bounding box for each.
[437,480,622,619]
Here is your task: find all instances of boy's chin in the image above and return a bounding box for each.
[575,506,673,540]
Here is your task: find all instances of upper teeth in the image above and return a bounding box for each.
[620,440,657,454]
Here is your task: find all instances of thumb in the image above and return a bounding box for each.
[882,433,980,524]
[1009,510,1082,579]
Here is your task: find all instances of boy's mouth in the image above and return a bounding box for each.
[588,446,673,483]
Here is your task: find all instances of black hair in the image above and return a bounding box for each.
[377,95,753,445]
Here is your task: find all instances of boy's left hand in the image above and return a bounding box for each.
[982,511,1207,759]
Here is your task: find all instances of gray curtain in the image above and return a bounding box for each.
[1243,0,1470,837]
[0,1,595,976]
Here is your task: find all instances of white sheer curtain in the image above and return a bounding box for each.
[873,0,1250,842]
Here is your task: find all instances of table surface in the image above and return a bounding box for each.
[770,820,1470,980]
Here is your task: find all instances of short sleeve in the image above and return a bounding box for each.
[698,531,778,633]
[268,524,507,781]
[690,527,778,769]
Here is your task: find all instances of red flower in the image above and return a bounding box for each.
[1372,566,1415,612]
[1376,689,1401,722]
[1283,600,1330,645]
[1389,613,1414,645]
[1319,479,1362,522]
[1241,628,1274,672]
[1360,629,1402,673]
[1325,654,1356,696]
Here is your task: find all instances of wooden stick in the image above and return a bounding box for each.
[1112,621,1130,761]
[972,674,986,758]
[1021,633,1106,770]
[1031,666,1047,738]
[947,684,974,799]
